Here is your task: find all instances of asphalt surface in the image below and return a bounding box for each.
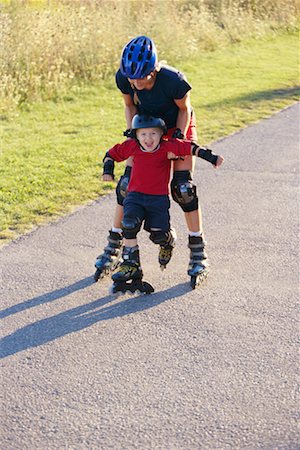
[1,103,299,449]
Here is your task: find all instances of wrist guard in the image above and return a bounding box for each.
[172,128,185,139]
[103,152,115,178]
[192,143,218,166]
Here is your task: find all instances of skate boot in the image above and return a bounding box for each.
[94,230,123,282]
[158,228,176,270]
[111,246,154,294]
[159,244,174,271]
[188,234,209,289]
[112,246,143,283]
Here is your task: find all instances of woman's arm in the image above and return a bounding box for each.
[121,93,138,167]
[174,92,192,137]
[122,93,138,128]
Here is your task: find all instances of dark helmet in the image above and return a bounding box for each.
[120,35,158,79]
[131,114,167,135]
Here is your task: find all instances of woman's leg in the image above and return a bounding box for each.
[94,165,132,280]
[171,156,208,275]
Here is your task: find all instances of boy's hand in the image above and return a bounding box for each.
[167,152,184,160]
[103,174,114,181]
[167,151,178,160]
[214,155,225,168]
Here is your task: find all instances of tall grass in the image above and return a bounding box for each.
[0,0,299,113]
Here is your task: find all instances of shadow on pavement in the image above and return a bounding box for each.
[205,86,300,109]
[1,281,191,358]
[0,276,94,319]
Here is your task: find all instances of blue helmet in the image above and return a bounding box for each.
[120,36,158,79]
[131,114,167,135]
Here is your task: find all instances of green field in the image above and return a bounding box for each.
[1,31,299,244]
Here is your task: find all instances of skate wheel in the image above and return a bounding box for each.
[142,281,155,294]
[94,268,104,282]
[190,271,208,289]
[191,276,197,289]
[109,284,115,294]
[160,264,166,271]
[109,284,122,295]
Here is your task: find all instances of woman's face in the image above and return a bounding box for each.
[136,127,163,152]
[128,72,155,90]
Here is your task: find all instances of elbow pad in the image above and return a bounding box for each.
[192,143,218,166]
[103,152,115,178]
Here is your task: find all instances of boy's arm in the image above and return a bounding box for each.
[102,141,135,180]
[103,152,116,181]
[191,143,224,167]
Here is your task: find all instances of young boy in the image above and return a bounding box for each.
[100,114,224,286]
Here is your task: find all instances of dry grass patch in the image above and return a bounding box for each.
[1,0,299,112]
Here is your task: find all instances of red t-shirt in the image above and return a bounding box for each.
[108,138,191,195]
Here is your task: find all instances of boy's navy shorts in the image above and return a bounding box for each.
[123,192,170,232]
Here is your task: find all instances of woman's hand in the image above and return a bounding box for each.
[103,174,114,182]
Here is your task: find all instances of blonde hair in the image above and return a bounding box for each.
[155,60,167,72]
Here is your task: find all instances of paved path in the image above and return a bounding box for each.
[1,103,299,449]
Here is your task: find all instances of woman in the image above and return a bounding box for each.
[94,35,208,282]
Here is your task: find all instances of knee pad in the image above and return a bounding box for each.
[121,216,141,239]
[149,228,177,246]
[116,166,132,205]
[171,170,199,212]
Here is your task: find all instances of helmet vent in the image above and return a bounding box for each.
[142,63,148,74]
[120,36,157,79]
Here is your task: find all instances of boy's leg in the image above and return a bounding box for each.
[111,243,143,282]
[153,228,177,270]
[112,193,144,282]
[145,195,177,269]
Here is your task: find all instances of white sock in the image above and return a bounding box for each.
[189,231,202,237]
[112,227,123,234]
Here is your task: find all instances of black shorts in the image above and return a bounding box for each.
[123,192,170,232]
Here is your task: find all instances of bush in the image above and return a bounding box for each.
[0,0,299,112]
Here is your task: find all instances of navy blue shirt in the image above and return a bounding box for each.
[115,65,192,129]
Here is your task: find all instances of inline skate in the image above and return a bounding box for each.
[111,246,154,294]
[94,230,123,282]
[188,235,209,289]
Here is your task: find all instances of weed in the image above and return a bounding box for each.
[1,0,299,111]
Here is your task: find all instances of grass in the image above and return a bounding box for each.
[1,31,299,244]
[183,32,300,140]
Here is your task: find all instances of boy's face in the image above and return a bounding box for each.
[136,127,163,152]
